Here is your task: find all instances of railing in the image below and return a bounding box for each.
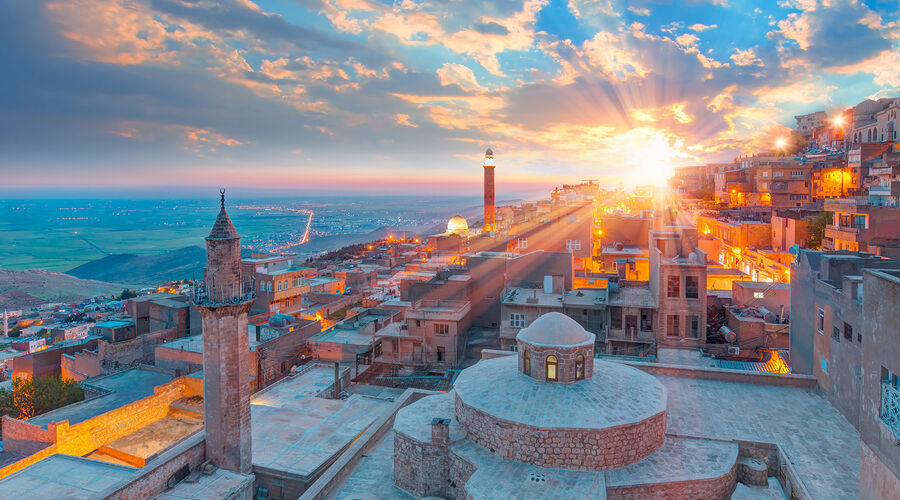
[881,382,900,438]
[192,276,255,306]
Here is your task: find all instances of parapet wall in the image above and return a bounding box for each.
[623,361,817,388]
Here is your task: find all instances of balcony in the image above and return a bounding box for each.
[881,382,900,438]
[193,277,255,306]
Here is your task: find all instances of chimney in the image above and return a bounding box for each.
[431,418,450,445]
[333,361,341,399]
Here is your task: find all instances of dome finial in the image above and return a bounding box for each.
[220,188,226,209]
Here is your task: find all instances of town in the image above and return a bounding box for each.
[0,96,898,499]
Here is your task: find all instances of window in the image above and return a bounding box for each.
[566,214,579,223]
[791,170,804,178]
[436,346,445,362]
[566,239,582,251]
[844,322,853,341]
[667,315,680,337]
[667,276,680,298]
[833,326,841,341]
[523,350,531,376]
[761,182,769,190]
[434,323,450,335]
[610,307,622,330]
[685,276,699,299]
[509,313,525,328]
[277,281,282,291]
[518,238,527,249]
[640,309,653,331]
[761,171,769,178]
[415,319,421,327]
[817,308,825,334]
[821,356,828,373]
[689,316,699,338]
[575,354,585,380]
[546,355,558,381]
[753,291,764,299]
[773,171,783,177]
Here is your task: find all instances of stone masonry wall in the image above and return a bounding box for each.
[606,456,737,500]
[393,431,450,498]
[518,340,593,384]
[455,396,665,470]
[448,451,476,500]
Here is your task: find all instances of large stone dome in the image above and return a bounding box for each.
[447,215,469,235]
[516,312,594,347]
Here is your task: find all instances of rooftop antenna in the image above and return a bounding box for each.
[220,188,226,208]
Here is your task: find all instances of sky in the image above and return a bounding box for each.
[1,0,899,195]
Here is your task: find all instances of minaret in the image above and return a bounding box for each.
[193,189,254,474]
[483,148,496,232]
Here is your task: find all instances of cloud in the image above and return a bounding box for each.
[688,23,717,32]
[730,48,764,67]
[394,113,418,127]
[436,63,487,92]
[627,6,650,16]
[473,21,510,36]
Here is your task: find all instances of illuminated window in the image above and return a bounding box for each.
[546,355,558,381]
[523,350,531,376]
[575,354,584,380]
[434,323,449,335]
[753,291,764,299]
[510,313,525,328]
[518,238,527,249]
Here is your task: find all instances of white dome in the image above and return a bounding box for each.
[447,215,469,235]
[516,312,594,347]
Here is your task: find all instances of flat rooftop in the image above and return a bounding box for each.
[28,368,174,428]
[249,367,395,480]
[0,454,136,498]
[155,467,254,499]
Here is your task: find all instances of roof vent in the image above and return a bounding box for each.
[527,472,547,484]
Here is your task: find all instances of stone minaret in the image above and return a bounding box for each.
[483,148,495,232]
[194,190,254,474]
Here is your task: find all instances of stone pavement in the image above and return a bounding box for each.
[454,355,666,429]
[657,374,859,498]
[0,454,136,498]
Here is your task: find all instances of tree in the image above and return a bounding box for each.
[116,288,138,300]
[0,376,84,429]
[807,211,833,250]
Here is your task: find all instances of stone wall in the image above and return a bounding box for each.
[517,340,593,384]
[606,457,736,499]
[625,361,817,388]
[99,327,181,372]
[60,350,101,381]
[393,431,450,498]
[105,433,206,499]
[455,396,666,470]
[447,451,476,500]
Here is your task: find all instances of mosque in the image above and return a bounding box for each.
[391,312,759,499]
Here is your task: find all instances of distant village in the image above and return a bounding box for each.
[0,97,899,498]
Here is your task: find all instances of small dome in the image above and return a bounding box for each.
[485,148,493,158]
[447,215,469,235]
[208,207,239,240]
[517,312,594,347]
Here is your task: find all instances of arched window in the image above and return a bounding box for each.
[575,354,585,380]
[546,355,557,381]
[523,350,531,376]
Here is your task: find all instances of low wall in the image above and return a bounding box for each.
[99,328,181,372]
[299,389,435,500]
[103,432,206,499]
[623,360,817,388]
[479,349,515,360]
[0,376,201,480]
[606,458,737,500]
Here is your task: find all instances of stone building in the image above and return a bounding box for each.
[390,312,751,498]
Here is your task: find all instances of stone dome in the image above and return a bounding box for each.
[516,312,594,347]
[447,215,469,235]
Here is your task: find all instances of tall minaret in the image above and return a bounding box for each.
[483,148,496,232]
[194,189,254,474]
